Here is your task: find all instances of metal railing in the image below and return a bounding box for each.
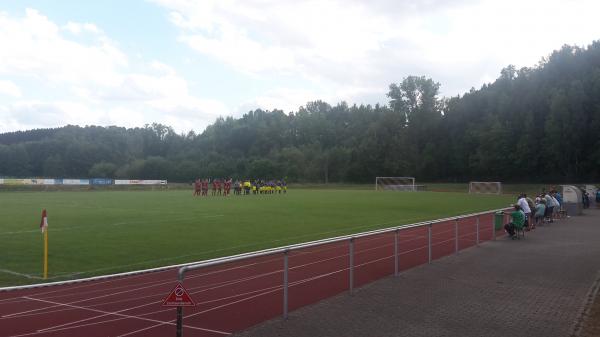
[174,207,509,335]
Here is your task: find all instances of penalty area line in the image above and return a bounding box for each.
[0,269,44,280]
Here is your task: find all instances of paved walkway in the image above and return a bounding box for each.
[236,208,600,337]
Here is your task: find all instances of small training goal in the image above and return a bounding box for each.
[468,181,502,194]
[375,177,422,191]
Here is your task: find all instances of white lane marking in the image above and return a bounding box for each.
[17,239,452,336]
[10,296,229,337]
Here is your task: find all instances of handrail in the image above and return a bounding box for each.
[173,206,509,336]
[177,207,509,280]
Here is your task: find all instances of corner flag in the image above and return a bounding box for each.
[40,209,48,232]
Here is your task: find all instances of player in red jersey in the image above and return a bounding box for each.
[211,179,217,196]
[216,179,222,195]
[201,179,209,196]
[193,179,201,196]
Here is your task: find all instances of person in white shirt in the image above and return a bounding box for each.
[517,194,532,229]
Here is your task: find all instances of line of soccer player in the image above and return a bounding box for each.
[193,178,287,197]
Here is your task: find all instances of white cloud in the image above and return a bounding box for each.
[154,0,600,100]
[63,21,101,35]
[0,9,227,132]
[0,80,22,97]
[0,9,127,86]
[236,85,383,116]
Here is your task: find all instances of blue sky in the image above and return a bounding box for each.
[1,0,599,133]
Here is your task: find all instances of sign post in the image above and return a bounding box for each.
[163,282,196,337]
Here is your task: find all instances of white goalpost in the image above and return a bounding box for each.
[468,181,502,195]
[375,177,419,191]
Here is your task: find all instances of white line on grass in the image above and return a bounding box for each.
[5,215,431,278]
[0,269,43,280]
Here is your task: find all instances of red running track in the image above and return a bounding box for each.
[0,212,504,337]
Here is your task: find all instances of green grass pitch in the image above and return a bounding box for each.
[0,189,512,286]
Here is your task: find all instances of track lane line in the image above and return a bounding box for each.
[6,296,227,337]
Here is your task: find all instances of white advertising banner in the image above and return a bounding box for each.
[63,179,90,185]
[115,179,167,185]
[0,178,4,185]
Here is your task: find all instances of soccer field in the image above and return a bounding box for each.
[0,189,512,286]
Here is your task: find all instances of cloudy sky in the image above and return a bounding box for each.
[1,0,599,133]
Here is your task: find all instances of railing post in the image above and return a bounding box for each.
[283,250,289,320]
[493,213,497,241]
[394,229,399,277]
[428,224,432,264]
[476,215,480,246]
[349,238,354,294]
[176,269,185,337]
[176,307,183,337]
[454,219,459,254]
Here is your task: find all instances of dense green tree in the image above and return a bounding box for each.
[1,42,599,183]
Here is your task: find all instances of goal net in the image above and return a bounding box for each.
[375,177,417,191]
[468,181,502,194]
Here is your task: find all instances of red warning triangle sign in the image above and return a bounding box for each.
[162,282,196,307]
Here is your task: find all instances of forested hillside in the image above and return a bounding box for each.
[1,42,599,183]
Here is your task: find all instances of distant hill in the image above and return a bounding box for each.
[1,41,599,183]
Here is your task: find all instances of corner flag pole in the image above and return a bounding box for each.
[40,209,49,279]
[43,228,48,279]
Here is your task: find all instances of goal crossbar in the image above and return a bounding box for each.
[375,177,416,191]
[469,181,502,194]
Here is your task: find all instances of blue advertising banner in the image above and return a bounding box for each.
[91,178,113,185]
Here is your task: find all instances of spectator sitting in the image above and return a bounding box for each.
[534,199,546,226]
[517,193,532,230]
[504,204,525,239]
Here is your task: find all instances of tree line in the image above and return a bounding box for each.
[1,42,599,183]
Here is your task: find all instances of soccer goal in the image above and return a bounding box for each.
[375,177,418,191]
[468,181,502,195]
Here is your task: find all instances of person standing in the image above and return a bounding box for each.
[544,192,555,223]
[582,191,590,209]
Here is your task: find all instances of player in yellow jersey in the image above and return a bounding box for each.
[243,180,251,195]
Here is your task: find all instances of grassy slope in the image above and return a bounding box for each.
[0,190,512,286]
